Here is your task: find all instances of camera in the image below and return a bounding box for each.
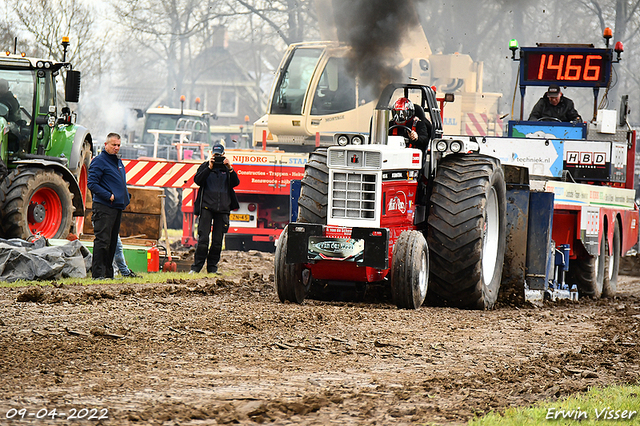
[213,155,225,164]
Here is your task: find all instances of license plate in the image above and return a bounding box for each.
[229,213,251,222]
[230,213,250,222]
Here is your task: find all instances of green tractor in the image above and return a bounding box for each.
[0,38,92,240]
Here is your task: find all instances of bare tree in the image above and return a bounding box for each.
[10,0,108,82]
[112,0,231,107]
[229,0,319,45]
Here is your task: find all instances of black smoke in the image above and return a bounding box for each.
[332,0,424,97]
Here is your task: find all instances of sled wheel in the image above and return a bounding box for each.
[602,220,621,298]
[298,148,328,224]
[274,226,308,303]
[569,246,604,299]
[427,154,507,309]
[1,168,74,239]
[391,230,429,309]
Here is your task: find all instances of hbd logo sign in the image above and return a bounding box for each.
[566,151,606,165]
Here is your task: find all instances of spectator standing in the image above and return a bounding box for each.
[87,133,130,279]
[190,143,239,274]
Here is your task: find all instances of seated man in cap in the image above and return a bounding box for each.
[189,143,240,274]
[528,84,582,122]
[0,78,26,152]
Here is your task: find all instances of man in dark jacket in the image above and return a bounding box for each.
[87,133,130,279]
[528,84,582,122]
[388,97,431,151]
[190,143,240,274]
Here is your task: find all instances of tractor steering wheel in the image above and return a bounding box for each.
[536,117,562,122]
[389,124,413,134]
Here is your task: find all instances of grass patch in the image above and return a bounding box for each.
[0,271,229,288]
[470,385,640,425]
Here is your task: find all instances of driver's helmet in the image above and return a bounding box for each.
[392,97,415,124]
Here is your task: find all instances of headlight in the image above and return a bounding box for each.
[351,135,363,145]
[450,140,462,153]
[36,61,44,68]
[44,62,51,69]
[337,135,348,146]
[436,140,448,152]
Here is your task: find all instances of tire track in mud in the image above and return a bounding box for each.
[0,252,638,425]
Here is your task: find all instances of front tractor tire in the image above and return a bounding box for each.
[297,148,328,224]
[274,226,309,303]
[391,230,429,309]
[427,154,507,310]
[0,168,74,239]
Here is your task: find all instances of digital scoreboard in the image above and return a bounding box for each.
[520,47,612,88]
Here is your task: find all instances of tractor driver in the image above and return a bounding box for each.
[0,78,24,152]
[528,84,582,122]
[0,78,21,123]
[389,97,430,152]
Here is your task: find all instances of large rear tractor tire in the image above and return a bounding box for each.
[72,140,92,235]
[297,148,328,224]
[427,154,507,310]
[274,226,309,303]
[602,221,621,298]
[391,230,429,309]
[0,168,74,239]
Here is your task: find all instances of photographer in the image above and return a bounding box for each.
[189,143,239,274]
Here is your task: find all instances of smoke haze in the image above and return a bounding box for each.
[332,0,425,96]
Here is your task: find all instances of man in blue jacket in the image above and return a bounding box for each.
[87,133,130,279]
[190,143,240,274]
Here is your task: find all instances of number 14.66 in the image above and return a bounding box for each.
[537,54,602,81]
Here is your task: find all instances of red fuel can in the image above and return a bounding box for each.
[147,245,159,272]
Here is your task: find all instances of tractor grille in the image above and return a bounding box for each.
[331,172,377,219]
[329,150,382,168]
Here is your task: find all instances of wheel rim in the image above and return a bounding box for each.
[482,187,500,285]
[418,250,428,297]
[28,186,63,238]
[606,238,614,281]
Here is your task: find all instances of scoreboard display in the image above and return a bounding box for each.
[520,47,612,88]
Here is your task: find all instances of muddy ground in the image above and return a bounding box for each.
[1,250,639,425]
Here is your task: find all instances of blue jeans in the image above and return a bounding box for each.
[113,235,131,276]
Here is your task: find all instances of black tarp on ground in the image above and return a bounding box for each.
[0,237,92,282]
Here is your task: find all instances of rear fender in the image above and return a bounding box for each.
[48,124,92,173]
[12,160,84,216]
[68,125,92,173]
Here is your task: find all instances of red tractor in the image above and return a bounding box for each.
[276,83,507,309]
